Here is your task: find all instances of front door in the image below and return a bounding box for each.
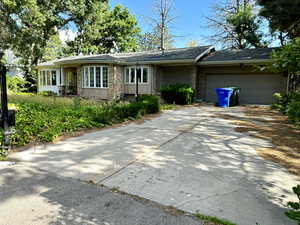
[65,68,77,95]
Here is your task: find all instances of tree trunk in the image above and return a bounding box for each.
[161,23,165,53]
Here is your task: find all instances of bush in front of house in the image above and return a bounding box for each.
[160,84,195,105]
[8,95,161,147]
[138,95,161,114]
[273,92,300,127]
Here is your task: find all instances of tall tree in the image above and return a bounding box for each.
[146,0,176,52]
[137,27,174,51]
[138,32,159,51]
[42,34,64,62]
[205,0,266,49]
[64,4,140,55]
[0,0,108,91]
[257,0,300,41]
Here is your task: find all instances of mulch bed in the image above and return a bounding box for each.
[218,106,300,180]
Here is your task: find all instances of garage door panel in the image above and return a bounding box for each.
[205,74,284,105]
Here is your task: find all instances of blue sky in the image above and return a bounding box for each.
[110,0,216,48]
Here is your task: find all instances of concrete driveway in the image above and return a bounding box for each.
[6,105,299,225]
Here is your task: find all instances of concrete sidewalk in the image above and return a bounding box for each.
[8,106,299,225]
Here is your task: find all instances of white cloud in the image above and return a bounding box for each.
[59,29,77,44]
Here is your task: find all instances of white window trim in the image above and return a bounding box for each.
[82,65,109,89]
[39,69,60,87]
[124,66,150,84]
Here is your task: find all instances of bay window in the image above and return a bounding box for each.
[125,66,149,84]
[83,66,109,88]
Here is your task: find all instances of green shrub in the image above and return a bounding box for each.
[272,92,300,114]
[287,101,300,125]
[160,84,195,105]
[7,75,28,93]
[138,95,161,114]
[285,185,300,225]
[0,129,6,160]
[273,92,300,127]
[9,95,161,147]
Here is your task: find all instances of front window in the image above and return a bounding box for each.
[103,67,108,88]
[51,71,57,86]
[83,66,109,88]
[39,69,59,87]
[125,66,149,84]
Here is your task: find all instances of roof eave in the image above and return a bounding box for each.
[37,59,196,67]
[118,59,196,65]
[55,59,117,65]
[198,59,274,66]
[194,46,215,62]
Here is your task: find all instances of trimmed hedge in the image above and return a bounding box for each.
[138,95,161,114]
[273,92,300,126]
[160,84,195,105]
[7,95,160,147]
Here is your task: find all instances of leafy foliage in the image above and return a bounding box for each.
[64,4,140,55]
[205,0,266,49]
[42,34,64,62]
[160,84,195,105]
[285,185,300,224]
[8,95,160,147]
[288,101,300,125]
[258,0,300,40]
[138,95,161,114]
[271,38,300,91]
[0,0,108,90]
[227,5,266,48]
[273,92,300,127]
[272,38,300,74]
[0,128,5,160]
[7,75,28,93]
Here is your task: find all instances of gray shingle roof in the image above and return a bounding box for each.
[115,46,213,62]
[201,48,277,63]
[37,46,213,67]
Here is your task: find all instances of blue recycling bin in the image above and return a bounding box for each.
[216,88,233,108]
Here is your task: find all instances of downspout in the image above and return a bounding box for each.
[150,66,153,95]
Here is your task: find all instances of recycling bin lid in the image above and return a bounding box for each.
[216,88,234,92]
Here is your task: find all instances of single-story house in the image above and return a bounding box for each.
[36,46,286,104]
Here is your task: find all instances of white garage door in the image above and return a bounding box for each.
[205,74,284,104]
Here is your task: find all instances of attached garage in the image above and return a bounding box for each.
[198,48,286,105]
[205,73,285,104]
